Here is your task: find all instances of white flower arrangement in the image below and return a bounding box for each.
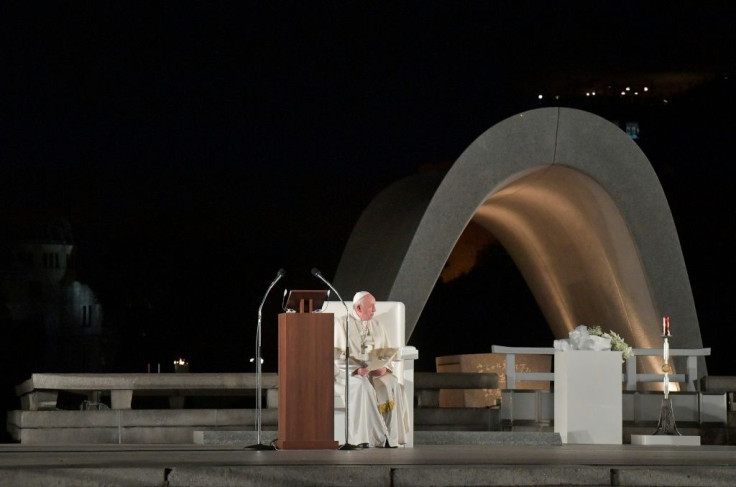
[554,324,634,362]
[588,325,634,361]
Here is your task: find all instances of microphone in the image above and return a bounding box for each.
[258,269,285,316]
[311,268,348,311]
[311,268,358,449]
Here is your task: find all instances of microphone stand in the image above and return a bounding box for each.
[311,268,360,450]
[244,268,285,450]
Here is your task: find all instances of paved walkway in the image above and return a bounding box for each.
[1,443,736,486]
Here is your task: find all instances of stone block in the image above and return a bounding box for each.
[413,431,561,446]
[15,427,121,444]
[167,466,389,487]
[614,466,736,486]
[193,430,279,445]
[20,391,59,411]
[121,427,197,444]
[393,465,609,487]
[0,468,164,487]
[110,390,133,409]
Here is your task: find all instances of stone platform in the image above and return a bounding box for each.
[1,443,736,487]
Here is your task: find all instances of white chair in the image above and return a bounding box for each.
[322,301,418,447]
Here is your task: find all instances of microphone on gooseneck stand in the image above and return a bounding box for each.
[311,268,359,450]
[245,268,285,450]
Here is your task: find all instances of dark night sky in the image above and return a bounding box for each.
[1,2,735,391]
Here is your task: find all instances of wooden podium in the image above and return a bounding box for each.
[275,291,338,449]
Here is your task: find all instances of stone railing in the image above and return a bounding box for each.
[491,345,711,391]
[15,372,279,411]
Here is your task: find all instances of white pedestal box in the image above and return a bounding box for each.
[554,351,622,444]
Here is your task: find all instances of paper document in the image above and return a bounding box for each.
[365,347,398,371]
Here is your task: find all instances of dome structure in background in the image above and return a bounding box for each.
[0,217,103,371]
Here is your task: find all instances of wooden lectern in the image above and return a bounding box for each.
[275,291,338,449]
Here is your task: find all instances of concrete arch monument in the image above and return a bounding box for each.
[334,107,703,375]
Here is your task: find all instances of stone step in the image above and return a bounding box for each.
[414,431,561,445]
[414,407,500,430]
[193,429,559,446]
[194,429,278,446]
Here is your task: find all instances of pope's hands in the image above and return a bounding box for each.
[353,366,389,377]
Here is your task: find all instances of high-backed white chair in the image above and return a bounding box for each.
[323,301,418,447]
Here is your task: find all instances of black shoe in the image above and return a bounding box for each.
[383,440,397,448]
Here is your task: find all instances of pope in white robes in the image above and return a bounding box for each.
[334,291,410,447]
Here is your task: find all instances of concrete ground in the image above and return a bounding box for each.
[1,443,736,486]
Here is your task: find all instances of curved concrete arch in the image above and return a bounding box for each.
[334,107,702,373]
[333,171,445,300]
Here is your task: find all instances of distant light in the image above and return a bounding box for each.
[249,358,265,364]
[592,91,596,96]
[555,95,559,100]
[663,99,668,104]
[625,86,631,91]
[643,87,649,92]
[586,92,590,96]
[620,91,626,96]
[634,92,639,95]
[538,94,543,100]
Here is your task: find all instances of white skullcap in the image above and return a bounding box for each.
[353,291,371,306]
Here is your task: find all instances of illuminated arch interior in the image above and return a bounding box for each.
[469,164,661,379]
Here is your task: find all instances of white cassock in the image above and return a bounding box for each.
[334,314,410,447]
